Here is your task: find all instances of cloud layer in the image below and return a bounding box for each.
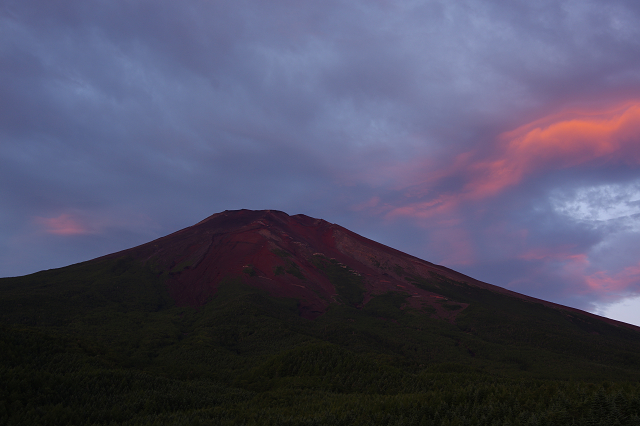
[2,0,640,324]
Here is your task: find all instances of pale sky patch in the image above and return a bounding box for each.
[593,294,640,327]
[551,181,640,223]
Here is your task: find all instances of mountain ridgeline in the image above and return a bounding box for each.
[3,209,640,425]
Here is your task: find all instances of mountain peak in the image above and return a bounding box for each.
[98,209,638,330]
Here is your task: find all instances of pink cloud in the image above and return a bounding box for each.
[385,197,452,220]
[585,263,640,293]
[467,100,640,198]
[518,246,584,262]
[34,214,93,236]
[513,247,640,297]
[386,100,640,220]
[505,250,590,294]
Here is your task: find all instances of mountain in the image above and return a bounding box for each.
[3,209,640,425]
[94,208,634,327]
[89,208,634,333]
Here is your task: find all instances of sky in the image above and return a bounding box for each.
[3,1,640,325]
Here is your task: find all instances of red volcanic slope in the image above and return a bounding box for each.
[102,209,637,327]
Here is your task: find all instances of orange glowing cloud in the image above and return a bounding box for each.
[467,101,640,198]
[35,214,93,236]
[386,101,640,220]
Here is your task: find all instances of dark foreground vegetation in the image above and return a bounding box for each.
[3,257,640,425]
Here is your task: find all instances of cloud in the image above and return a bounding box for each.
[551,181,640,223]
[490,101,640,182]
[3,0,640,325]
[513,248,640,295]
[585,263,640,293]
[386,101,640,220]
[31,209,160,239]
[34,214,93,236]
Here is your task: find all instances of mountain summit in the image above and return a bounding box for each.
[102,209,636,329]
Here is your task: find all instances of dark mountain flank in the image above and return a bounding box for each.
[3,209,640,425]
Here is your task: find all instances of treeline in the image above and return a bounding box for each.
[3,324,640,425]
[5,367,640,424]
